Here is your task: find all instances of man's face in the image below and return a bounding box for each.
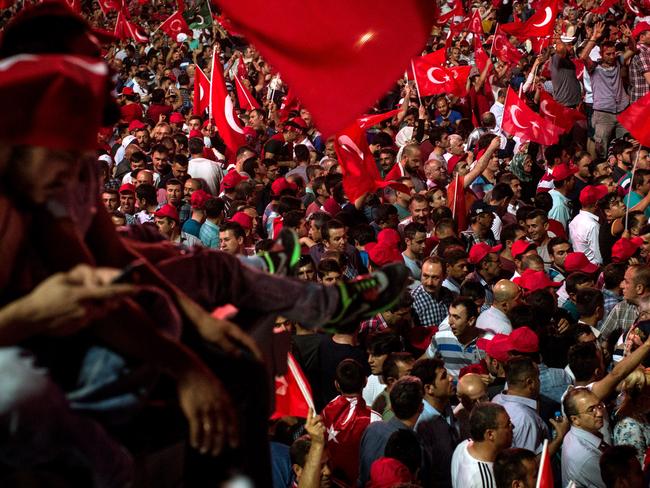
[421,261,445,294]
[379,151,395,172]
[154,125,172,141]
[436,99,450,117]
[492,412,514,451]
[172,162,188,179]
[155,216,175,238]
[526,216,547,242]
[510,178,522,200]
[425,161,447,183]
[219,230,242,254]
[368,352,388,375]
[407,231,427,258]
[320,271,342,286]
[620,147,634,165]
[102,192,119,212]
[622,266,639,302]
[248,111,264,130]
[448,304,473,338]
[119,192,135,213]
[571,391,605,434]
[593,161,612,178]
[309,220,323,242]
[638,149,650,169]
[152,150,170,173]
[601,46,616,66]
[431,367,455,399]
[188,118,201,132]
[297,263,316,281]
[325,141,337,159]
[166,184,182,206]
[403,148,423,174]
[136,171,153,187]
[410,200,430,224]
[577,155,592,179]
[487,154,499,173]
[184,180,199,199]
[481,253,501,280]
[448,258,469,282]
[550,243,571,268]
[326,227,347,252]
[477,211,495,232]
[641,232,650,259]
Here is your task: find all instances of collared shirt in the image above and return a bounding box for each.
[442,277,462,296]
[602,288,623,319]
[359,417,412,486]
[417,401,460,488]
[569,210,602,265]
[359,313,388,338]
[548,189,572,229]
[630,43,650,102]
[199,220,220,249]
[561,426,606,488]
[599,300,638,341]
[426,330,484,380]
[411,284,454,328]
[461,229,497,251]
[539,363,573,404]
[493,392,548,453]
[476,306,512,335]
[463,271,495,306]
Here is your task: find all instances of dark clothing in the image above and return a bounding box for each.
[551,54,582,107]
[599,220,619,264]
[317,337,369,411]
[291,333,326,406]
[359,417,412,486]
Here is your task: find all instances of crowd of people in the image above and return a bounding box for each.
[2,0,650,486]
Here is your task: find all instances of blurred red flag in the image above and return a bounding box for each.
[436,0,465,25]
[271,353,314,419]
[114,10,148,43]
[193,65,210,115]
[500,0,558,40]
[618,92,650,147]
[502,87,561,145]
[468,9,484,35]
[474,36,490,72]
[158,10,190,39]
[591,0,617,13]
[491,29,523,65]
[209,47,247,156]
[213,0,437,136]
[357,109,401,129]
[97,0,121,16]
[537,440,553,488]
[234,76,260,110]
[539,90,586,134]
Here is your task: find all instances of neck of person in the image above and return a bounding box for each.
[403,248,420,261]
[332,333,356,346]
[426,394,450,413]
[468,439,499,463]
[458,327,480,346]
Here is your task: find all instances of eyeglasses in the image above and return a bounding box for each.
[575,402,605,416]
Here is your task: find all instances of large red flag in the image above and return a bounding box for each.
[234,76,260,110]
[618,92,650,147]
[468,9,484,36]
[97,0,121,16]
[213,0,437,136]
[474,36,490,73]
[334,122,386,202]
[357,109,401,129]
[502,87,561,145]
[209,47,247,156]
[491,29,524,65]
[114,10,148,43]
[500,0,558,40]
[412,58,468,97]
[536,439,553,488]
[271,353,314,419]
[193,65,210,116]
[539,90,586,134]
[158,10,190,39]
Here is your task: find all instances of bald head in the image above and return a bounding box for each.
[481,112,496,129]
[457,373,488,411]
[402,143,421,159]
[493,280,520,304]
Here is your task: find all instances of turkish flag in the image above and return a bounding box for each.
[213,0,437,137]
[412,58,468,97]
[193,65,210,115]
[474,36,490,73]
[97,0,121,16]
[420,48,447,68]
[114,10,148,43]
[271,353,314,419]
[491,30,523,65]
[502,87,561,145]
[529,36,551,54]
[436,0,465,25]
[500,0,558,40]
[280,86,300,112]
[468,9,484,36]
[357,109,401,129]
[591,0,617,13]
[209,47,247,156]
[334,122,386,202]
[234,76,260,110]
[158,10,190,39]
[618,92,650,147]
[536,440,554,488]
[539,90,586,134]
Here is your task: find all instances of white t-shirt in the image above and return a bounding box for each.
[451,439,496,488]
[188,157,224,196]
[362,374,385,407]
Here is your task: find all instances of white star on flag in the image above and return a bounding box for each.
[327,425,339,443]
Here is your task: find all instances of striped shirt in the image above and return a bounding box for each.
[426,330,484,380]
[451,439,496,488]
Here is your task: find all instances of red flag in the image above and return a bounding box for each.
[529,36,551,54]
[158,10,190,39]
[271,353,314,419]
[193,65,210,115]
[624,0,642,15]
[334,122,386,202]
[234,76,260,110]
[500,0,558,40]
[502,87,561,145]
[213,0,437,136]
[539,90,586,134]
[63,0,81,13]
[280,86,300,112]
[420,48,447,67]
[449,66,471,96]
[412,58,467,97]
[357,109,401,129]
[448,173,470,234]
[209,47,247,156]
[491,29,523,65]
[436,0,465,25]
[536,439,553,488]
[474,36,490,73]
[97,0,121,16]
[618,92,650,147]
[591,0,617,13]
[114,10,148,43]
[468,9,484,36]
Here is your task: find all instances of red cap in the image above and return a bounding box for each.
[632,21,650,39]
[271,177,298,196]
[128,119,146,131]
[230,211,253,230]
[477,334,511,363]
[221,171,248,190]
[564,252,599,274]
[154,203,179,222]
[118,183,135,194]
[0,54,110,151]
[189,129,203,139]
[369,457,413,488]
[551,163,578,181]
[508,326,539,353]
[513,269,561,292]
[468,242,502,264]
[511,239,536,260]
[121,86,134,96]
[169,112,184,124]
[190,189,211,209]
[612,237,644,263]
[377,228,401,247]
[285,116,308,131]
[579,184,609,207]
[367,242,404,266]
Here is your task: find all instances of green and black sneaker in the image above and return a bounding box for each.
[259,228,302,276]
[327,263,410,333]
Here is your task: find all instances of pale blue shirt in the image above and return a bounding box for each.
[492,392,549,454]
[548,189,572,229]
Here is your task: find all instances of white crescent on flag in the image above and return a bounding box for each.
[540,100,553,117]
[170,19,182,34]
[532,7,553,27]
[427,67,449,84]
[510,105,529,129]
[224,95,245,134]
[337,135,365,160]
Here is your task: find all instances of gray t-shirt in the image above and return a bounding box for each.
[551,54,582,107]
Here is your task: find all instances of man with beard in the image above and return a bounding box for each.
[384,143,426,192]
[525,209,553,269]
[411,257,455,328]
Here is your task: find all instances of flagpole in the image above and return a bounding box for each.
[625,149,642,231]
[489,23,499,59]
[452,173,459,220]
[500,87,509,132]
[410,59,423,105]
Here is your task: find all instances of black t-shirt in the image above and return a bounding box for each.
[599,220,620,264]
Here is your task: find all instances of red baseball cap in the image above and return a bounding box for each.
[508,326,539,353]
[377,228,401,247]
[579,184,609,207]
[271,177,298,196]
[477,334,511,363]
[169,112,184,124]
[511,239,537,260]
[564,252,599,274]
[612,236,644,263]
[468,242,502,264]
[221,171,248,190]
[189,129,203,139]
[229,211,253,230]
[128,119,146,132]
[369,457,413,488]
[190,189,211,209]
[551,163,578,181]
[632,21,650,39]
[285,116,308,132]
[513,269,561,292]
[121,86,135,96]
[154,204,179,222]
[118,183,135,194]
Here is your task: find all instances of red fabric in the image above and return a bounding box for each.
[491,29,523,65]
[412,58,468,97]
[334,122,387,202]
[468,9,484,36]
[213,0,437,136]
[547,219,567,239]
[234,76,260,110]
[271,352,314,419]
[209,47,247,157]
[280,86,300,112]
[536,440,553,488]
[618,92,650,148]
[591,0,617,13]
[448,174,476,233]
[436,0,465,25]
[357,109,401,129]
[158,10,190,39]
[146,103,172,123]
[114,10,148,43]
[98,0,121,16]
[502,87,561,145]
[120,103,143,123]
[321,395,378,486]
[383,162,405,182]
[500,0,559,40]
[539,90,586,134]
[474,36,490,73]
[193,65,210,116]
